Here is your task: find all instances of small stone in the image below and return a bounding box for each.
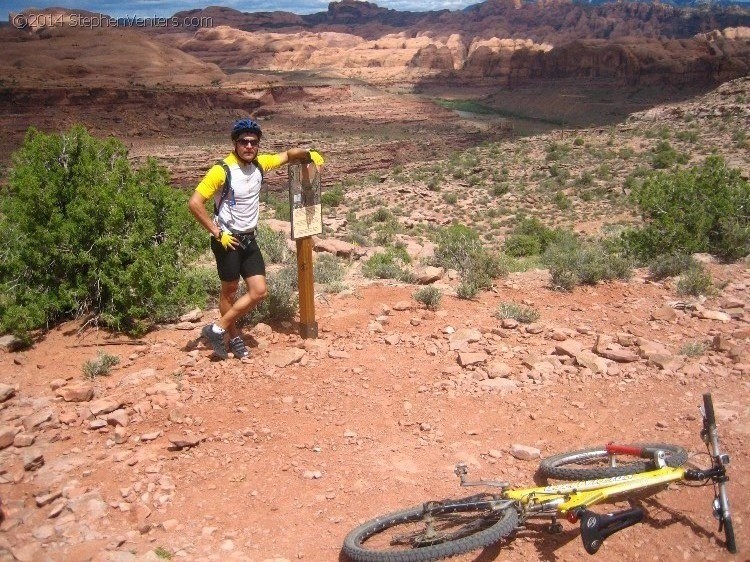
[501,318,518,329]
[161,519,180,531]
[107,409,129,427]
[90,398,123,416]
[23,449,44,471]
[651,306,677,321]
[392,301,412,311]
[555,340,583,358]
[140,431,161,441]
[0,426,21,449]
[35,490,63,507]
[167,433,201,449]
[509,444,541,461]
[179,308,203,322]
[0,383,17,403]
[486,361,512,379]
[0,334,24,352]
[13,433,35,448]
[56,383,94,402]
[457,352,488,367]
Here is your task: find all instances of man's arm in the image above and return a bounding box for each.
[189,191,239,249]
[188,191,221,239]
[278,148,313,166]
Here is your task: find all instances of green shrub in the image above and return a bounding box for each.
[648,253,697,280]
[676,265,714,296]
[553,191,572,210]
[545,142,569,162]
[246,264,298,324]
[676,130,699,143]
[497,301,540,324]
[576,171,594,187]
[621,156,750,261]
[504,217,569,257]
[314,253,346,290]
[679,340,707,357]
[432,224,506,290]
[544,238,632,291]
[442,192,458,204]
[504,234,541,257]
[733,129,747,149]
[413,286,442,310]
[321,185,344,208]
[362,248,412,281]
[83,351,120,379]
[373,221,397,246]
[257,224,288,264]
[371,207,393,222]
[154,547,173,560]
[456,280,480,299]
[651,140,678,169]
[492,183,509,196]
[0,126,205,337]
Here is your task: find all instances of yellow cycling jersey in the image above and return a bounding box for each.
[195,152,284,233]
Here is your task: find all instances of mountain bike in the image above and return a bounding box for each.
[342,393,736,561]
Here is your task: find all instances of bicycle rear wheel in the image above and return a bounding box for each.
[539,442,688,480]
[342,497,518,562]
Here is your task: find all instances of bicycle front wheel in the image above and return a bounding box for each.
[539,442,688,480]
[342,499,518,562]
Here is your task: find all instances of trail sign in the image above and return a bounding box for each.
[287,161,322,339]
[289,162,323,240]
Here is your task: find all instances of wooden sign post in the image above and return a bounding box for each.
[288,161,323,339]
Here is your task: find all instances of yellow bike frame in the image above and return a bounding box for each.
[504,466,687,516]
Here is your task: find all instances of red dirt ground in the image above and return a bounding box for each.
[1,264,748,562]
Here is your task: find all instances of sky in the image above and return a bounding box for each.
[5,0,482,19]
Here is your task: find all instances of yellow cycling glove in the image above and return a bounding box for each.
[216,230,236,250]
[308,150,324,166]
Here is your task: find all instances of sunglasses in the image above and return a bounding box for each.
[237,138,260,147]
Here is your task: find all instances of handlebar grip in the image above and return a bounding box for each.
[703,393,716,427]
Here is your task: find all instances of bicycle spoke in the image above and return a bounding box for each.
[361,512,496,551]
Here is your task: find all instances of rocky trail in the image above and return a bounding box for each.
[1,259,748,562]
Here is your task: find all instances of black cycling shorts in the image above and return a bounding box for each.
[210,236,266,282]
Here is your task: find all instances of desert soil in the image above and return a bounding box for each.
[1,259,748,562]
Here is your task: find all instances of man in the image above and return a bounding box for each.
[189,118,323,359]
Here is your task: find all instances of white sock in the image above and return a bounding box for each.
[211,324,225,334]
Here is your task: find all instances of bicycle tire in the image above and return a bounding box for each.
[539,442,688,481]
[342,499,518,562]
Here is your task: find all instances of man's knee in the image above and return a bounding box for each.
[245,277,268,301]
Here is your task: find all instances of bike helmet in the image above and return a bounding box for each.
[231,118,262,141]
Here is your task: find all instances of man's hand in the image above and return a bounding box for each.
[217,230,237,250]
[308,150,324,166]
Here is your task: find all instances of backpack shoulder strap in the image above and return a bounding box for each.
[213,161,232,215]
[253,157,264,179]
